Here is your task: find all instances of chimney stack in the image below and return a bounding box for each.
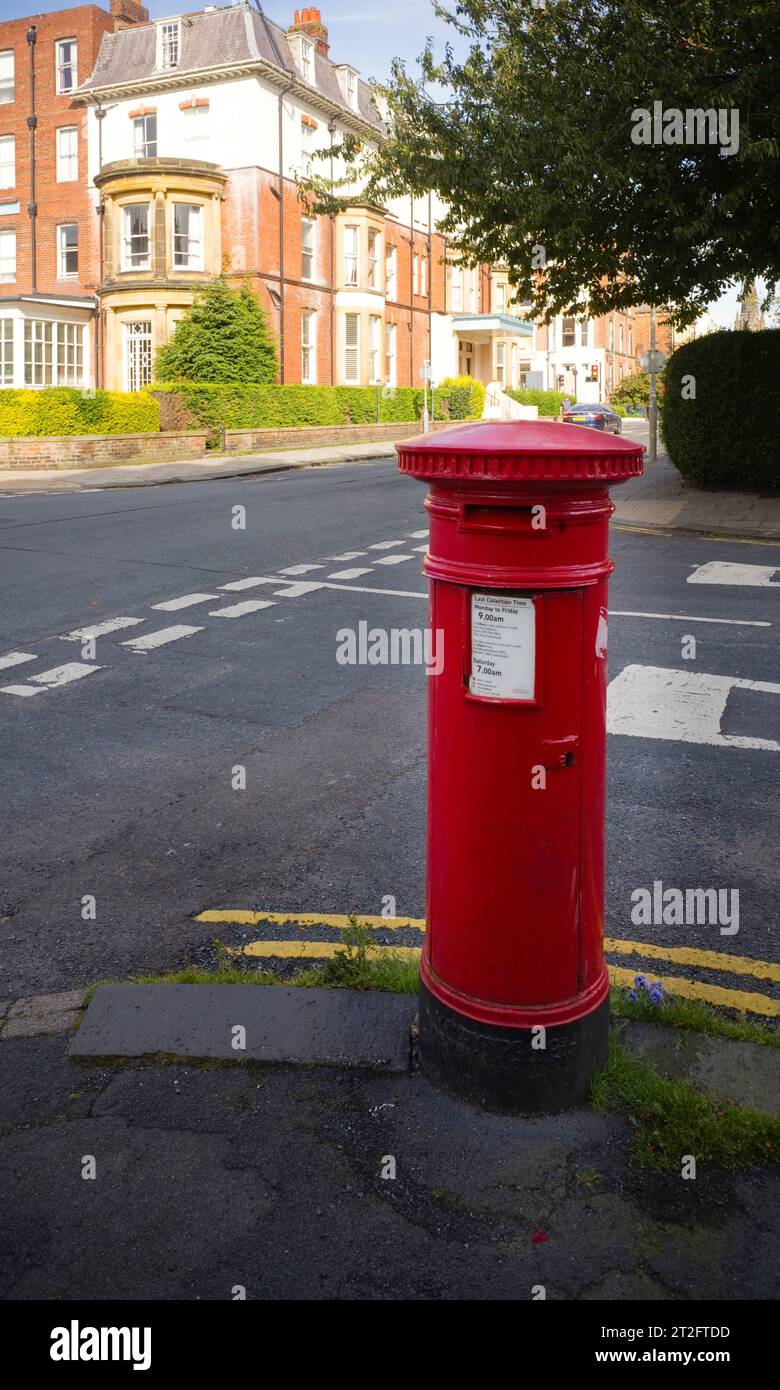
[110,0,150,28]
[290,7,329,58]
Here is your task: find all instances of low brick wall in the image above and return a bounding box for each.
[0,431,209,470]
[222,418,455,452]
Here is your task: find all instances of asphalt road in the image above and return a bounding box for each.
[0,455,777,1002]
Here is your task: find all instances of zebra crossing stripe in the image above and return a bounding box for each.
[273,582,324,598]
[152,594,220,611]
[31,663,102,687]
[607,665,780,750]
[219,578,272,591]
[0,651,37,671]
[122,626,203,652]
[208,601,276,619]
[61,618,143,641]
[688,561,779,587]
[0,683,45,698]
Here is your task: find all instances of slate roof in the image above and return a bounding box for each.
[80,3,384,132]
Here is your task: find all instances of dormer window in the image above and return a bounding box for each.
[300,37,315,85]
[335,65,359,112]
[158,21,180,71]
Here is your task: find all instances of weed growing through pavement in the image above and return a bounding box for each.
[297,915,419,993]
[591,1035,780,1171]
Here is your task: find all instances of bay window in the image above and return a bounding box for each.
[344,225,358,286]
[173,203,203,270]
[367,228,379,289]
[24,320,85,387]
[344,313,359,382]
[0,317,12,384]
[122,203,150,270]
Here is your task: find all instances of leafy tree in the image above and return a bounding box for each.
[610,369,663,408]
[154,277,278,383]
[308,1,779,328]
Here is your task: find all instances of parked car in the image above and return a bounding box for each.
[561,403,622,434]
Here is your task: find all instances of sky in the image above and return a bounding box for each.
[0,0,750,325]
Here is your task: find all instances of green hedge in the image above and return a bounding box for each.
[153,379,484,441]
[661,330,779,490]
[434,376,485,420]
[505,386,566,417]
[0,388,159,438]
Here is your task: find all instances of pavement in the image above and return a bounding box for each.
[1,419,778,539]
[0,992,778,1302]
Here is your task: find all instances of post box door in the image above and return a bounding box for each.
[426,583,586,1009]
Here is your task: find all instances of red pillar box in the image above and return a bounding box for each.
[396,421,643,1112]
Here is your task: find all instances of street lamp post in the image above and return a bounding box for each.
[648,305,658,465]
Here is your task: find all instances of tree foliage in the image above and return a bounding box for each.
[610,369,662,408]
[154,278,278,384]
[305,1,779,327]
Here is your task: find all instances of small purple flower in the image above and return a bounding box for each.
[628,989,638,1003]
[634,974,650,991]
[648,982,665,1004]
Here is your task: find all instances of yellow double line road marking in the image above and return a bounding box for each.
[603,936,780,984]
[608,965,778,1019]
[198,911,425,931]
[195,911,779,1017]
[232,940,421,963]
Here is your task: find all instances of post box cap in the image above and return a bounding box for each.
[397,420,643,485]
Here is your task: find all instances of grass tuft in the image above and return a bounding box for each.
[592,1034,780,1170]
[610,987,780,1048]
[294,916,419,994]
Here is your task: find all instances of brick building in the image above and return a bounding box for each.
[0,1,149,390]
[1,1,661,399]
[529,308,637,402]
[632,308,677,368]
[76,3,476,391]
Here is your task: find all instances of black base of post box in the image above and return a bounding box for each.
[418,981,610,1114]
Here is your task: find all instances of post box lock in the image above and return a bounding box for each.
[541,735,578,770]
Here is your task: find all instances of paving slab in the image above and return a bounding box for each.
[621,1020,780,1116]
[7,989,88,1016]
[1,989,89,1037]
[69,983,417,1072]
[3,1008,84,1038]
